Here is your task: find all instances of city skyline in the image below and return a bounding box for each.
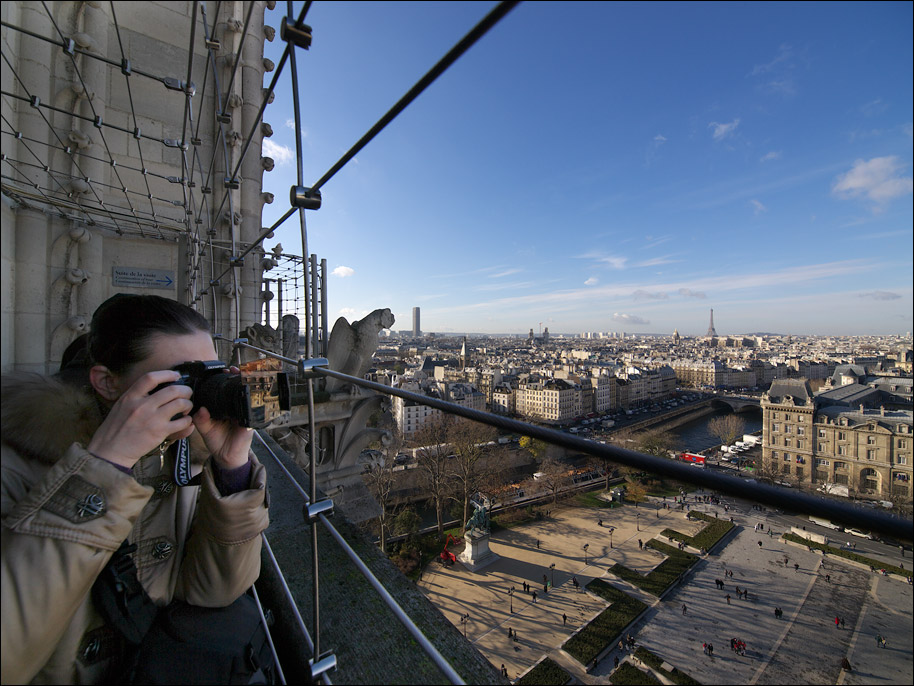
[261,1,913,336]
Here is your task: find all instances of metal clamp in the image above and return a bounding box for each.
[290,185,321,210]
[310,654,337,682]
[304,499,334,524]
[298,357,329,378]
[281,18,313,50]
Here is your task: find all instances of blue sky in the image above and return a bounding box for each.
[261,1,913,337]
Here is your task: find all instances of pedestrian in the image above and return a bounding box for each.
[563,613,567,626]
[835,616,840,628]
[735,585,741,596]
[880,635,886,648]
[543,584,548,594]
[840,617,845,629]
[794,563,799,572]
[598,519,602,527]
[532,591,537,603]
[507,628,512,639]
[826,574,831,583]
[638,539,643,550]
[726,594,731,605]
[768,529,772,537]
[614,656,620,669]
[702,642,708,655]
[682,604,687,615]
[876,633,883,647]
[536,539,540,549]
[502,665,508,678]
[708,643,714,657]
[514,629,518,642]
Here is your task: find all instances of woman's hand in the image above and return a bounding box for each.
[192,407,253,470]
[87,370,195,470]
[192,367,253,469]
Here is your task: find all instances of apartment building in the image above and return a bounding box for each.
[515,378,582,424]
[761,379,913,503]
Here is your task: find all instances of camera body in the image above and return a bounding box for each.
[158,360,290,429]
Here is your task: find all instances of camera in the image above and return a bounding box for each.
[154,360,290,429]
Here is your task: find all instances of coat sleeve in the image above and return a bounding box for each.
[1,443,153,685]
[173,454,269,606]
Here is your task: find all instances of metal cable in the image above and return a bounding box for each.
[308,0,520,195]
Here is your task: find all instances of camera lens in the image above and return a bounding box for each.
[194,373,251,425]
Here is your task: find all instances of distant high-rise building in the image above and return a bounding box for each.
[543,327,550,343]
[412,307,421,337]
[707,308,718,338]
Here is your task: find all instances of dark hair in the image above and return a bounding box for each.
[87,294,211,374]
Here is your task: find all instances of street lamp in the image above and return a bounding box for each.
[583,543,589,565]
[637,513,641,531]
[460,613,469,639]
[609,527,614,549]
[508,587,514,614]
[550,563,556,588]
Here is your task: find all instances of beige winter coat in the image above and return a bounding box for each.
[1,373,270,684]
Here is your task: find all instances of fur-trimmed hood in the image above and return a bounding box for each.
[1,373,104,465]
[0,373,209,466]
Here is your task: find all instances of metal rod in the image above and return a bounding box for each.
[310,254,319,360]
[320,258,328,356]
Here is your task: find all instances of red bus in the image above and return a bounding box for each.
[679,452,706,466]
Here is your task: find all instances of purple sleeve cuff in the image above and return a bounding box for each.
[211,456,253,496]
[89,452,134,476]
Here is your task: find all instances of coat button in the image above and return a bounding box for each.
[76,494,105,518]
[152,541,174,560]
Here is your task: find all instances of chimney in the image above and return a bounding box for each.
[880,406,885,417]
[859,404,864,414]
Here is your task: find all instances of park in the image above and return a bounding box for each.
[417,488,913,685]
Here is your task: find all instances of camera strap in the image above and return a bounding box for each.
[173,438,200,487]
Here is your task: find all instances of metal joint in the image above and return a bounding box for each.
[29,95,40,108]
[310,654,337,681]
[162,77,194,96]
[121,58,131,77]
[290,185,321,210]
[205,39,221,51]
[298,357,329,378]
[230,257,244,267]
[304,499,334,524]
[216,112,232,124]
[281,18,313,50]
[63,38,75,56]
[224,177,240,190]
[163,139,188,150]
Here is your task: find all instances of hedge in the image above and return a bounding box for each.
[562,580,647,666]
[610,662,662,685]
[633,646,701,685]
[607,541,698,596]
[517,657,572,685]
[660,511,734,551]
[782,533,909,577]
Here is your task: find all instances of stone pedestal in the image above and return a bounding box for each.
[458,529,499,572]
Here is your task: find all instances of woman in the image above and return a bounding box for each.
[1,294,270,684]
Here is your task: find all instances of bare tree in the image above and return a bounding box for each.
[448,419,497,530]
[708,414,746,447]
[412,414,455,535]
[635,428,676,458]
[362,422,405,554]
[537,457,572,503]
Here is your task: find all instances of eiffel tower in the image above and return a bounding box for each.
[707,308,718,337]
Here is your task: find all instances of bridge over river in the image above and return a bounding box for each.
[621,396,761,435]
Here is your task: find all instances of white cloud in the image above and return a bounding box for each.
[859,291,901,301]
[750,45,792,76]
[584,277,599,286]
[709,119,740,141]
[490,268,522,278]
[760,150,781,162]
[750,199,767,215]
[612,313,650,326]
[678,288,706,299]
[832,156,913,204]
[633,289,668,300]
[284,118,296,130]
[581,252,628,269]
[339,307,359,318]
[262,139,294,165]
[653,134,667,143]
[331,266,355,277]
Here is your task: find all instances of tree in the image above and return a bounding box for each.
[519,435,549,460]
[448,419,497,530]
[537,457,572,503]
[708,414,745,447]
[412,414,455,535]
[362,421,405,554]
[635,428,675,458]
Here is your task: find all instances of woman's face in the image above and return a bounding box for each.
[113,330,218,396]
